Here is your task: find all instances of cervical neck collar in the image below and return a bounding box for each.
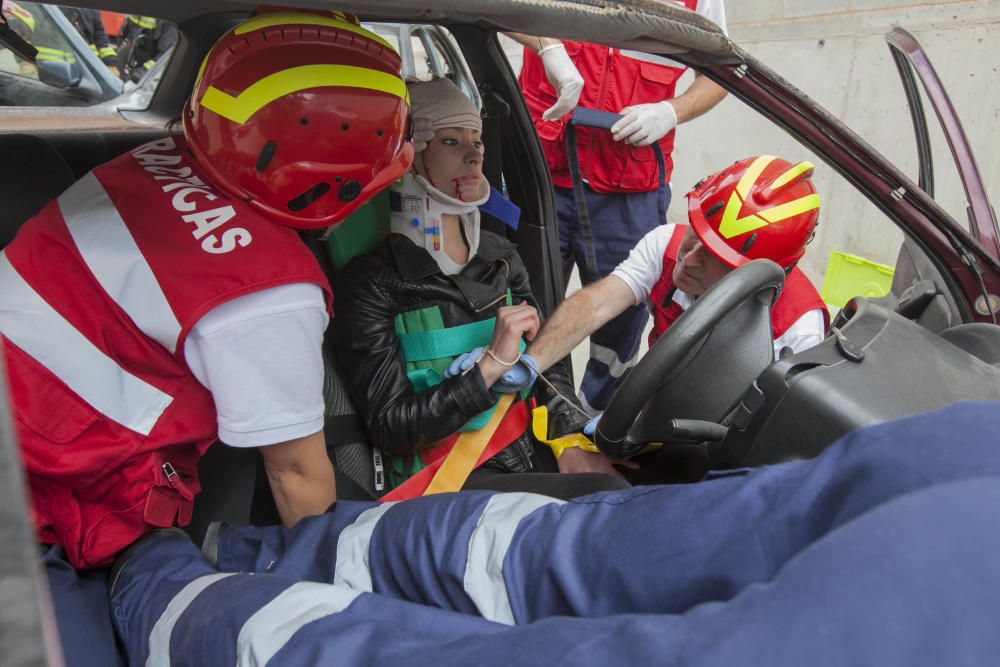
[389,172,489,275]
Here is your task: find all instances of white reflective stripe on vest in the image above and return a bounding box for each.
[236,581,362,666]
[59,171,183,353]
[0,253,173,436]
[464,493,564,625]
[332,502,398,592]
[145,572,237,667]
[618,49,686,70]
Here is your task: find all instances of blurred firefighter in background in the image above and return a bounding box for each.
[60,6,117,72]
[116,14,175,84]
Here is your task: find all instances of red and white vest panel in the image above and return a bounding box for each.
[648,225,828,347]
[0,136,331,568]
[518,5,696,194]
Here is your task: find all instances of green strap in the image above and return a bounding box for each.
[397,317,496,363]
[392,291,518,435]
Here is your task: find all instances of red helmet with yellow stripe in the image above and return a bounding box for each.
[183,11,412,229]
[687,156,820,269]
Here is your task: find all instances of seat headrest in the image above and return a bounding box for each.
[940,323,1000,368]
[0,134,75,248]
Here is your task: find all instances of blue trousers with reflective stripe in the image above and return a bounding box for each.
[111,402,1000,665]
[554,185,670,412]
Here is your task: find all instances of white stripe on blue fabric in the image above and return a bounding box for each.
[589,340,640,379]
[236,581,362,666]
[59,171,182,353]
[0,253,173,436]
[332,502,397,592]
[464,493,564,625]
[619,49,686,70]
[145,572,237,667]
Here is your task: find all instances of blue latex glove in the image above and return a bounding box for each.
[492,353,538,394]
[583,411,604,437]
[444,347,484,378]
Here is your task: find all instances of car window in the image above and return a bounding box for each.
[369,23,479,109]
[0,3,176,108]
[410,26,456,83]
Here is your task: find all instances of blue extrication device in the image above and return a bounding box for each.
[480,186,520,230]
[106,402,1000,666]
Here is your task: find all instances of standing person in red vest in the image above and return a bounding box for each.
[509,1,728,416]
[332,78,629,500]
[0,12,412,666]
[524,156,830,479]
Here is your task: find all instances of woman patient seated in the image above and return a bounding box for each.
[332,78,628,500]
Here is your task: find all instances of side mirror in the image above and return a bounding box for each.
[36,58,82,89]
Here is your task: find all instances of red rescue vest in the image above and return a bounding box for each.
[648,225,829,348]
[0,136,331,568]
[517,11,696,194]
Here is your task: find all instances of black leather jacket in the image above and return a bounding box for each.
[332,231,585,474]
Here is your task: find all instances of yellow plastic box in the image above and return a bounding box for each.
[820,250,895,309]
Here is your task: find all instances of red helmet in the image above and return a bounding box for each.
[184,12,413,230]
[687,156,820,269]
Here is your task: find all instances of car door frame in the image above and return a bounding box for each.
[885,26,1000,260]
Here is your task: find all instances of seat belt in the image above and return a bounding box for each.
[422,392,516,495]
[565,106,668,278]
[379,397,530,501]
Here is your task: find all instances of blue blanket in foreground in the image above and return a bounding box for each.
[103,401,1000,666]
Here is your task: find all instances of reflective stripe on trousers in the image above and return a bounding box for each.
[110,403,1000,665]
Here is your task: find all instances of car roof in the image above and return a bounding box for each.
[54,0,737,61]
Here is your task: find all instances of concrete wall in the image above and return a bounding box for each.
[499,0,1000,289]
[668,0,1000,286]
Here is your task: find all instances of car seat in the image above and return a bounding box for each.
[0,134,75,248]
[939,323,1000,367]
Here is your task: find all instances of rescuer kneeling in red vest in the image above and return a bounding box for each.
[526,156,830,480]
[0,12,411,666]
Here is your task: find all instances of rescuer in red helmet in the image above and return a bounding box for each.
[0,11,411,665]
[524,155,830,479]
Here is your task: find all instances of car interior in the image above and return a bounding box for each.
[2,4,1000,549]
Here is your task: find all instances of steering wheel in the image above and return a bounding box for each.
[594,259,787,460]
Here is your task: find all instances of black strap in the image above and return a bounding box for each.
[324,413,368,449]
[564,120,600,278]
[480,87,511,235]
[565,107,668,278]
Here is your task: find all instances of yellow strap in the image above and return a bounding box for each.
[200,64,408,125]
[423,393,516,495]
[531,405,599,460]
[532,406,664,460]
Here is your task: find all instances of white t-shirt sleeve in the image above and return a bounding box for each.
[696,0,728,34]
[611,224,679,307]
[773,308,827,357]
[183,283,330,448]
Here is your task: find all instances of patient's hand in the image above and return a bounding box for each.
[478,303,539,387]
[557,447,637,478]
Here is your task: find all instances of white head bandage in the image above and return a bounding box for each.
[407,77,482,136]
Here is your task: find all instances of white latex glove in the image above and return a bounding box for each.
[610,101,678,146]
[412,116,434,152]
[538,43,584,122]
